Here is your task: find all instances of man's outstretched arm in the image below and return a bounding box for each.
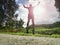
[23,5,28,8]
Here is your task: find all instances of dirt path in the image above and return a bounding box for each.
[0,34,60,45]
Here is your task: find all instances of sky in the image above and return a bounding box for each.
[15,0,60,27]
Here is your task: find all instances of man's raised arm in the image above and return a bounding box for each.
[33,1,40,8]
[37,1,40,5]
[23,5,28,8]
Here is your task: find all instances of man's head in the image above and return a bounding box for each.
[29,4,32,7]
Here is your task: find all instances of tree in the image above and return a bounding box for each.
[53,21,60,27]
[0,0,18,28]
[55,0,60,18]
[14,14,18,28]
[55,0,60,12]
[14,14,24,28]
[18,19,24,28]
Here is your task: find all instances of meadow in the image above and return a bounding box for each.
[0,27,60,38]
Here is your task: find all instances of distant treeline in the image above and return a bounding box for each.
[41,21,60,28]
[30,21,60,28]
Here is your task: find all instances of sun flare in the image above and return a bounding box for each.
[29,0,46,17]
[33,6,45,15]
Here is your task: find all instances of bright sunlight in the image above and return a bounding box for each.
[29,0,46,18]
[34,5,46,16]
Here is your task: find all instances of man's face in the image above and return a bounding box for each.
[29,4,32,7]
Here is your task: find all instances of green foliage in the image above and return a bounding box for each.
[2,19,24,32]
[0,0,24,32]
[0,0,18,27]
[53,21,60,27]
[55,0,60,11]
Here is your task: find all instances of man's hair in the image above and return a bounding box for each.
[29,4,32,7]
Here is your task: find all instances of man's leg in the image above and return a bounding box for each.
[32,17,35,34]
[26,18,30,33]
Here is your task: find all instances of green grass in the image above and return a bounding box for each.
[0,27,60,38]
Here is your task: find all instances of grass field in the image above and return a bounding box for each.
[0,27,60,38]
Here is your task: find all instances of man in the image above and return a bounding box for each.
[23,2,40,34]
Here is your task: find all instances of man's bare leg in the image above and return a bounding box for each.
[26,18,30,33]
[32,18,35,34]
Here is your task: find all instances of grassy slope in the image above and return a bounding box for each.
[0,27,60,38]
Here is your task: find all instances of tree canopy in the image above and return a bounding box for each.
[55,0,60,12]
[0,0,18,27]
